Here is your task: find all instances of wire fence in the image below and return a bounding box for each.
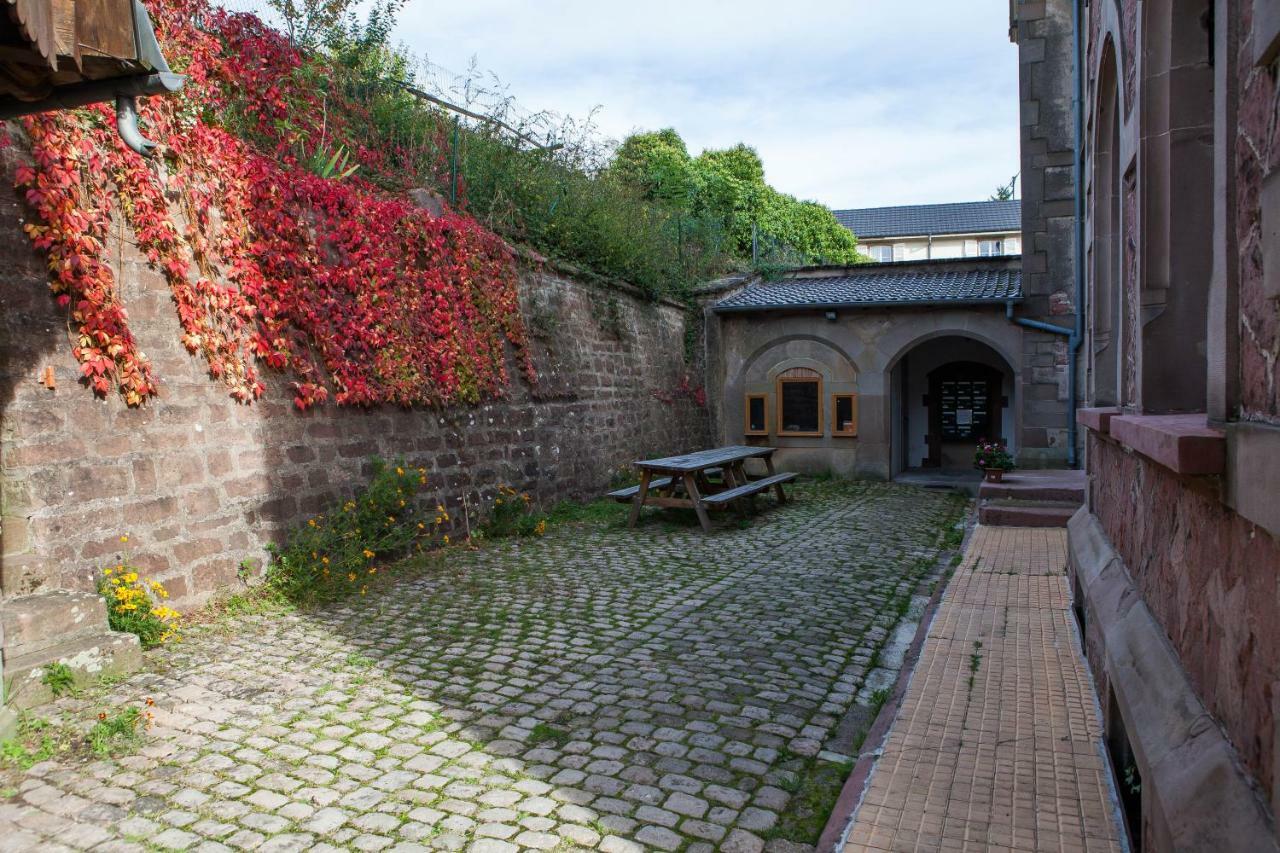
[209,0,564,150]
[199,1,823,294]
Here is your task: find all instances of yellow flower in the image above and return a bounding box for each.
[396,467,404,476]
[308,518,317,528]
[398,500,405,507]
[443,535,450,545]
[417,522,426,530]
[360,586,367,596]
[321,556,329,565]
[363,549,375,559]
[347,572,356,582]
[119,535,129,543]
[495,498,503,506]
[104,568,113,576]
[417,468,426,475]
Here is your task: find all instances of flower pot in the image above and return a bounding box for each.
[984,468,1005,483]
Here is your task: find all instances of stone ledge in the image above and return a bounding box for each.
[1077,406,1122,435]
[1067,508,1280,853]
[1108,413,1226,476]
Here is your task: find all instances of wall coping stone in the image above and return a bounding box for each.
[1077,406,1122,435]
[1107,413,1226,476]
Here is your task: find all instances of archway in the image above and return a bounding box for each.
[889,335,1016,475]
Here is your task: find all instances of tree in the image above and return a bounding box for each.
[608,129,695,208]
[990,173,1019,201]
[609,130,863,267]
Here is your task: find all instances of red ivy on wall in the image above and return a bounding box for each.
[5,0,534,410]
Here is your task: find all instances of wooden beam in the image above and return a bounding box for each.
[77,0,136,61]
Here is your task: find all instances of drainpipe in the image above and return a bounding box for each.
[1068,0,1085,467]
[1005,300,1079,466]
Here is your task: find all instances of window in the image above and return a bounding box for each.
[744,394,768,436]
[978,239,1004,256]
[777,368,823,436]
[868,245,894,262]
[832,393,858,436]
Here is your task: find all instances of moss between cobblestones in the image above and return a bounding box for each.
[2,480,972,852]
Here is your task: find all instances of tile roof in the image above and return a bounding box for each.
[714,261,1022,312]
[832,200,1021,239]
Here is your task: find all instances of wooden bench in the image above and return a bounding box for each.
[607,477,674,501]
[700,472,797,506]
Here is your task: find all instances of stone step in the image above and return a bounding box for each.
[1,590,109,656]
[978,499,1080,528]
[977,469,1086,503]
[3,629,142,710]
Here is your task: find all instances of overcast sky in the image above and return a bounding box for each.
[384,1,1021,210]
[222,0,1021,209]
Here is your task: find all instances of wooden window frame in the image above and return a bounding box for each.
[744,393,769,436]
[832,393,859,437]
[776,375,824,437]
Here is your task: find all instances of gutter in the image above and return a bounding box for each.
[1005,294,1080,467]
[0,1,185,155]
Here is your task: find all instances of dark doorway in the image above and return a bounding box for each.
[925,361,1005,469]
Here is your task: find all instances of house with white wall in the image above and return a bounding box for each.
[834,200,1021,262]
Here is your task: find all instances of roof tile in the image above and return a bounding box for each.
[832,200,1021,239]
[714,263,1022,312]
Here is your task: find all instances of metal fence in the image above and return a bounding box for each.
[198,1,818,292]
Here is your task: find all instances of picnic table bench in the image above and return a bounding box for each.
[609,445,796,532]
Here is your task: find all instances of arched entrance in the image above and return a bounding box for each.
[889,335,1017,475]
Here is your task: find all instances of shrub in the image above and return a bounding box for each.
[479,486,547,539]
[98,566,181,648]
[973,441,1015,471]
[265,457,440,604]
[88,706,146,757]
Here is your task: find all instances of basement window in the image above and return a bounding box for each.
[777,369,823,436]
[745,394,769,436]
[832,393,858,436]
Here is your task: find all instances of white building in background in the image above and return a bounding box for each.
[833,200,1021,262]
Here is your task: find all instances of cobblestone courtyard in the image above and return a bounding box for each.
[1,482,965,852]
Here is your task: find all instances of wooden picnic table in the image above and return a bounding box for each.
[613,445,796,532]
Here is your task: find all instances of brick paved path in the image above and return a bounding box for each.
[0,481,963,853]
[841,526,1128,853]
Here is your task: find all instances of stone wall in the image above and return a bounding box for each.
[0,163,709,610]
[1087,433,1280,809]
[1237,0,1280,425]
[1013,0,1078,465]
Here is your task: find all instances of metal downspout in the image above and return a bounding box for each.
[1068,0,1085,468]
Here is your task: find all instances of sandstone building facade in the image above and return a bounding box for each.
[1013,0,1280,849]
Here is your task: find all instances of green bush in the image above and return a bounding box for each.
[479,486,547,539]
[265,458,439,604]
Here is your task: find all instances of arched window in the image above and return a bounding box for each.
[1091,41,1123,407]
[776,368,823,436]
